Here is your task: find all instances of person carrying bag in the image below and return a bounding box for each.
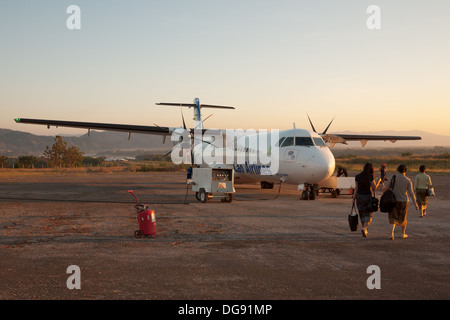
[354,163,378,238]
[387,165,418,240]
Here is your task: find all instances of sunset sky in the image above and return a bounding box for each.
[1,1,449,137]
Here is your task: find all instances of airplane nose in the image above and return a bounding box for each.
[310,150,335,181]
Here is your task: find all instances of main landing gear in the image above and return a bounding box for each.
[260,181,275,189]
[301,184,318,200]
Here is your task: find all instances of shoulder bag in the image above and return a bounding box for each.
[380,175,396,213]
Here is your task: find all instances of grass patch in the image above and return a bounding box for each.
[336,152,450,172]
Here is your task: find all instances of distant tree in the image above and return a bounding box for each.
[17,155,38,168]
[44,136,84,167]
[36,157,49,169]
[135,153,171,161]
[0,156,9,168]
[401,151,413,157]
[64,145,84,167]
[82,156,106,167]
[44,136,66,168]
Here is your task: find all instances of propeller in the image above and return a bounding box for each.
[163,103,222,165]
[178,105,218,165]
[307,114,335,134]
[179,106,195,165]
[161,107,192,159]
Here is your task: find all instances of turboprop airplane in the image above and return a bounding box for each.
[14,97,421,200]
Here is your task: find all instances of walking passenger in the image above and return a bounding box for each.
[353,163,377,238]
[414,165,432,218]
[387,164,418,240]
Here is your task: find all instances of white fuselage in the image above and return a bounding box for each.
[194,128,335,186]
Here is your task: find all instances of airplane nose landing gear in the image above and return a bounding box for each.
[300,184,318,200]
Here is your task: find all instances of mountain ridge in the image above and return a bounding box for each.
[0,129,171,157]
[0,128,448,157]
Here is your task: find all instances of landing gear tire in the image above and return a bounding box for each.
[301,190,309,200]
[309,190,316,200]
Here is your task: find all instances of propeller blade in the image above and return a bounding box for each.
[322,116,335,134]
[162,149,172,158]
[307,114,317,133]
[180,107,187,130]
[193,113,213,130]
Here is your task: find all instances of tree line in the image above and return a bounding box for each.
[0,136,106,168]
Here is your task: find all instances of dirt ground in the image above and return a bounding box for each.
[0,170,449,300]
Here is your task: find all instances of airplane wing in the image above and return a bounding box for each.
[322,133,422,147]
[306,114,422,147]
[14,118,173,137]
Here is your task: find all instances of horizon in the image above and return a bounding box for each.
[1,126,449,151]
[1,1,450,136]
[2,125,450,137]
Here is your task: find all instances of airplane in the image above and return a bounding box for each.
[14,97,421,200]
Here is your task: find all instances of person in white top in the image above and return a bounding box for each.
[385,164,418,240]
[414,165,432,218]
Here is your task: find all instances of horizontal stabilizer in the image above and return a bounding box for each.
[156,102,234,109]
[200,104,235,109]
[156,103,196,107]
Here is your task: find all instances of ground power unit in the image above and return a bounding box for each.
[191,168,235,203]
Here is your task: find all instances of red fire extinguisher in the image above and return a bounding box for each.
[127,190,156,238]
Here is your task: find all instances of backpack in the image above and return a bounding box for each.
[380,175,396,213]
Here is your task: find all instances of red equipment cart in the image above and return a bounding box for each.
[127,190,156,238]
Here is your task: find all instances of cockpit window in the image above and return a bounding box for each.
[313,137,327,147]
[295,137,314,146]
[280,137,294,147]
[276,137,286,147]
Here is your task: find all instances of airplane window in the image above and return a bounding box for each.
[276,137,286,147]
[295,137,314,146]
[313,137,327,147]
[280,137,294,147]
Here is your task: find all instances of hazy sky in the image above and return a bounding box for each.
[1,0,449,136]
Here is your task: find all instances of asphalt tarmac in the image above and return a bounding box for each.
[0,170,449,300]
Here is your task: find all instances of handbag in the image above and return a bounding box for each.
[369,195,379,212]
[348,198,359,232]
[380,175,396,213]
[426,187,435,196]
